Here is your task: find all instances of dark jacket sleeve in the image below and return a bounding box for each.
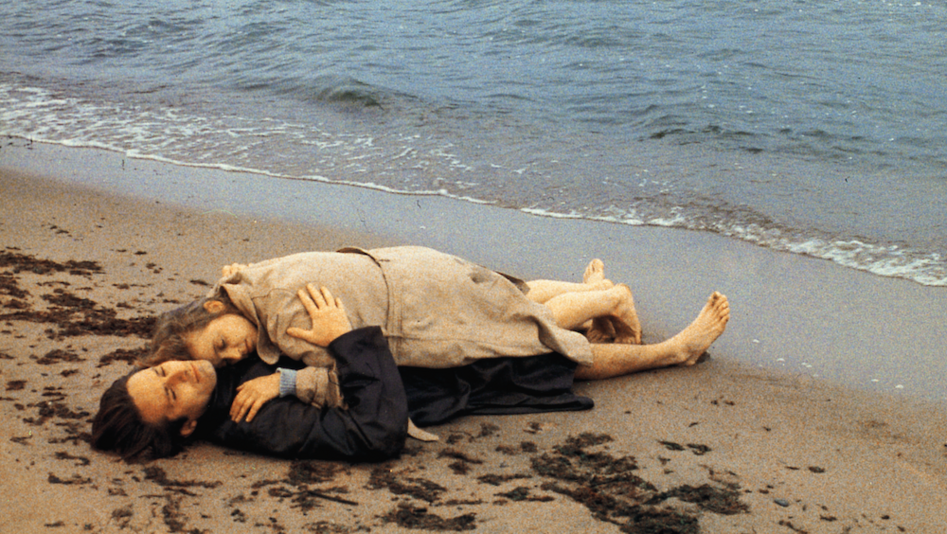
[199,327,408,461]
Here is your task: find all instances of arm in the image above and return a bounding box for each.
[286,284,352,348]
[229,285,350,422]
[287,284,439,442]
[204,327,408,461]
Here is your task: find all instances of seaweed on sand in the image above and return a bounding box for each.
[530,432,747,534]
[382,503,476,532]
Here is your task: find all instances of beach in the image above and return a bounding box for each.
[2,146,947,533]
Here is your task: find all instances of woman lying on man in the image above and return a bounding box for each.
[92,246,730,461]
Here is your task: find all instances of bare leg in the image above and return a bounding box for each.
[525,259,613,304]
[582,259,624,343]
[544,284,642,344]
[574,292,730,380]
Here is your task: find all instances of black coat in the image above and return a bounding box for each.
[197,327,408,461]
[400,352,593,426]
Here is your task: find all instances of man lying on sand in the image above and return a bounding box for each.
[94,294,410,461]
[92,248,730,461]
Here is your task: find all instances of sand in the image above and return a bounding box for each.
[2,144,946,533]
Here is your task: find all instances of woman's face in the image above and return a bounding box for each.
[126,360,217,435]
[185,313,259,367]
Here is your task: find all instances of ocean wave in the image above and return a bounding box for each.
[2,72,945,288]
[271,75,389,109]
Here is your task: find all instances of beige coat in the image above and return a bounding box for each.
[212,246,593,372]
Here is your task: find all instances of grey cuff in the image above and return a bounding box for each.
[278,368,297,398]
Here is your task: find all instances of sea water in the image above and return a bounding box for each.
[2,0,946,286]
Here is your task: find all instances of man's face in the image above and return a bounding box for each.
[127,360,217,435]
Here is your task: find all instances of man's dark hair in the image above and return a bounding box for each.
[92,373,191,461]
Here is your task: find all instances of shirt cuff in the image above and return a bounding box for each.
[278,368,297,398]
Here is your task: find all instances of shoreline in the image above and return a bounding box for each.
[2,146,947,532]
[4,140,946,404]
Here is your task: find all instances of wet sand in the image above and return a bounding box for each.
[2,147,947,533]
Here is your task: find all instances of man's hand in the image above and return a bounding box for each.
[286,284,353,347]
[222,263,248,278]
[231,372,280,423]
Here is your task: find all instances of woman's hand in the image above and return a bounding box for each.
[231,372,280,423]
[222,263,248,278]
[286,284,353,347]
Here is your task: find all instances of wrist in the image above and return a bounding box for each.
[278,368,297,397]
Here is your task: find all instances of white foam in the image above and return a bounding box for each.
[3,78,945,287]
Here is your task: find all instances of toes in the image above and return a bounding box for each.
[583,258,605,284]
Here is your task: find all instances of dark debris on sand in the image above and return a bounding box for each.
[288,459,347,486]
[98,347,148,367]
[143,465,223,491]
[382,503,477,532]
[0,250,155,340]
[528,432,747,534]
[3,246,225,533]
[495,485,554,503]
[651,484,749,515]
[23,399,90,426]
[2,292,156,339]
[0,249,102,277]
[278,460,359,510]
[364,429,747,533]
[438,447,484,475]
[368,464,447,503]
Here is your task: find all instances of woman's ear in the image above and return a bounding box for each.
[202,300,226,314]
[180,419,199,437]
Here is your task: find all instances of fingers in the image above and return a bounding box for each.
[334,298,346,318]
[230,389,251,422]
[286,326,316,343]
[289,285,349,347]
[297,284,338,313]
[222,263,247,277]
[230,373,280,422]
[322,289,346,317]
[297,286,319,318]
[314,285,345,312]
[309,283,328,307]
[245,402,263,423]
[231,392,265,423]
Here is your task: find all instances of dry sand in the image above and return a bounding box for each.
[2,153,947,533]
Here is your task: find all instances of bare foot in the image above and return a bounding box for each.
[584,260,633,343]
[584,259,605,284]
[582,259,615,342]
[607,284,642,344]
[669,292,730,366]
[582,258,614,290]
